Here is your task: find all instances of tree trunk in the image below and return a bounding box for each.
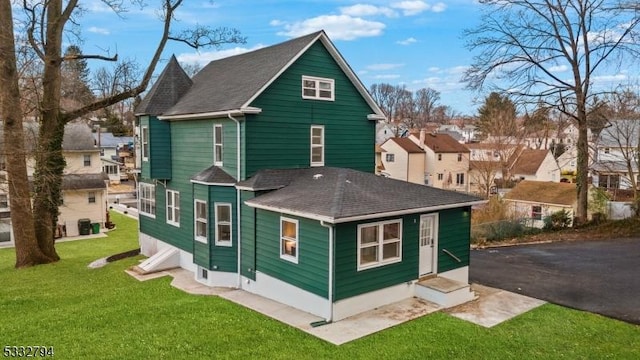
[575,118,589,225]
[30,0,66,260]
[0,0,51,267]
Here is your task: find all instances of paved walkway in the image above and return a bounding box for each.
[126,268,545,345]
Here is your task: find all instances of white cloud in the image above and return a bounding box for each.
[397,37,417,45]
[88,26,110,35]
[447,65,469,75]
[428,67,441,73]
[176,44,265,67]
[549,65,568,73]
[592,73,628,83]
[374,74,401,79]
[391,1,430,16]
[275,15,385,41]
[270,19,285,26]
[367,63,405,71]
[340,4,398,18]
[431,2,447,12]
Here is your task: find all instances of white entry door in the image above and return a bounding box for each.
[419,214,437,276]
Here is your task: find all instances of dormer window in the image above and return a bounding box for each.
[302,76,334,101]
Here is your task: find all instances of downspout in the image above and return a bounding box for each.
[228,113,242,288]
[320,221,334,323]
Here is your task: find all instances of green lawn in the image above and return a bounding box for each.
[1,212,639,359]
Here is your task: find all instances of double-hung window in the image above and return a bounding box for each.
[386,154,395,162]
[139,183,156,217]
[310,125,324,166]
[141,126,149,161]
[215,203,232,246]
[166,190,180,227]
[280,217,298,263]
[88,191,96,204]
[302,76,334,101]
[194,200,208,243]
[83,154,91,167]
[456,173,465,185]
[357,220,402,270]
[214,125,223,166]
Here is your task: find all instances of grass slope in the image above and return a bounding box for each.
[1,212,639,359]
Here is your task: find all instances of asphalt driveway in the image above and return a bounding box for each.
[470,238,640,325]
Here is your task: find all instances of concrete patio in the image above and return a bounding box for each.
[126,268,546,345]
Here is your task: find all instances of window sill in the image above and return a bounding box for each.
[279,254,298,264]
[194,237,208,244]
[139,212,156,219]
[357,257,401,272]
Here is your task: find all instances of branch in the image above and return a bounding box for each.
[63,53,118,62]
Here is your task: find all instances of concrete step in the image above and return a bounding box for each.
[415,277,475,308]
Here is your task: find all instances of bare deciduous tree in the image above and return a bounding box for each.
[463,0,640,225]
[1,0,245,267]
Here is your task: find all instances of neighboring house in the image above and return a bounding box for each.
[410,131,470,192]
[376,122,401,144]
[379,137,425,183]
[134,31,483,322]
[503,181,576,228]
[58,123,109,237]
[0,122,108,245]
[592,120,640,190]
[438,130,465,143]
[374,144,385,175]
[461,124,477,143]
[510,149,560,182]
[93,131,135,176]
[101,158,126,185]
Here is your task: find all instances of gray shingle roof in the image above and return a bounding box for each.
[93,132,134,148]
[161,31,322,116]
[62,122,97,151]
[191,165,236,184]
[135,55,193,116]
[62,173,108,190]
[240,167,484,223]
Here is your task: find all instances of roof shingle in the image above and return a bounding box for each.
[240,167,483,223]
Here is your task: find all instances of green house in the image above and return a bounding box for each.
[135,31,483,321]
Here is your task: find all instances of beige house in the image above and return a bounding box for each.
[510,149,560,182]
[58,123,109,237]
[410,131,470,191]
[503,181,576,228]
[0,122,108,245]
[379,137,425,184]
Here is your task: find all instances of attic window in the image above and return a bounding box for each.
[302,76,334,101]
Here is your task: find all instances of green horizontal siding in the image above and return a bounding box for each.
[138,179,194,254]
[255,210,329,298]
[208,186,237,272]
[437,207,471,273]
[240,191,256,280]
[333,214,419,301]
[149,116,172,179]
[245,41,375,176]
[193,185,210,267]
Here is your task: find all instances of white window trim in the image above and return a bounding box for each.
[357,219,403,271]
[83,154,92,167]
[138,183,156,218]
[88,191,96,204]
[194,200,208,243]
[166,190,180,227]
[141,126,149,162]
[280,217,299,264]
[310,125,325,167]
[214,202,232,247]
[0,193,8,210]
[302,75,335,101]
[213,124,223,166]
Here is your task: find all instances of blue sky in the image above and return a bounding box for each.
[69,1,637,116]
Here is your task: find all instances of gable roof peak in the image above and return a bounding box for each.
[135,54,193,116]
